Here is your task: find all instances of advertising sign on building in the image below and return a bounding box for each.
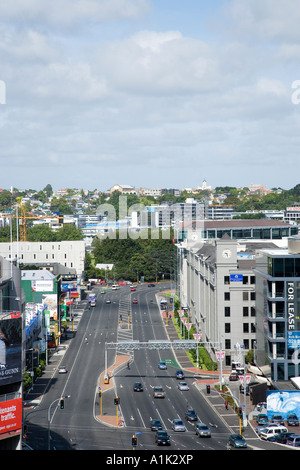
[287,281,300,349]
[0,398,22,436]
[32,280,54,292]
[0,316,22,386]
[230,274,243,282]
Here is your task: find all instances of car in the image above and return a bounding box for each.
[185,408,198,422]
[286,413,299,426]
[150,419,163,431]
[58,366,67,374]
[90,300,96,307]
[105,299,111,304]
[257,414,269,426]
[275,432,296,444]
[148,283,155,287]
[178,381,189,391]
[153,386,166,398]
[172,419,186,432]
[158,361,167,370]
[229,371,239,381]
[239,384,250,395]
[286,434,300,447]
[195,423,211,438]
[130,287,136,291]
[271,414,284,425]
[132,299,138,304]
[260,425,288,440]
[133,382,143,392]
[255,423,278,436]
[155,430,170,446]
[175,369,185,379]
[228,434,247,448]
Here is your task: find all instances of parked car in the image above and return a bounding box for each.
[133,382,143,392]
[155,430,170,446]
[228,434,247,448]
[172,419,186,432]
[178,381,189,391]
[175,369,185,379]
[158,361,167,370]
[150,419,162,431]
[286,434,300,447]
[271,414,284,425]
[185,408,198,422]
[257,414,269,426]
[286,413,299,426]
[153,386,166,398]
[58,366,67,374]
[260,425,288,440]
[255,424,278,436]
[195,423,211,438]
[275,432,296,444]
[239,384,250,395]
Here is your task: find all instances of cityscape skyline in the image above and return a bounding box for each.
[0,1,299,191]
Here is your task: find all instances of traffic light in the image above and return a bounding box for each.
[206,384,210,394]
[238,406,243,418]
[114,396,119,405]
[60,398,65,409]
[132,436,137,446]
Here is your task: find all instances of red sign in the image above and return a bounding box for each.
[0,398,22,435]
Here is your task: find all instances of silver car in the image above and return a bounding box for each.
[178,381,189,391]
[195,423,211,437]
[172,419,186,432]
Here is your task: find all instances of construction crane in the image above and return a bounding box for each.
[10,198,63,241]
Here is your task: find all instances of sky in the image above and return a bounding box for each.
[0,0,300,193]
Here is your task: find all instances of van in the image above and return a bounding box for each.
[112,284,119,290]
[260,425,288,440]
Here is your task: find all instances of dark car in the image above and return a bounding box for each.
[228,434,247,448]
[148,284,155,287]
[185,408,198,422]
[286,413,299,426]
[271,414,284,425]
[275,432,296,444]
[175,369,185,379]
[150,419,162,431]
[155,430,170,446]
[286,435,300,447]
[229,372,239,381]
[133,382,143,392]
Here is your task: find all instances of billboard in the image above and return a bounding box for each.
[267,390,300,420]
[0,397,22,436]
[286,281,300,349]
[0,315,22,386]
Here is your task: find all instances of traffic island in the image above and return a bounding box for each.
[96,354,131,427]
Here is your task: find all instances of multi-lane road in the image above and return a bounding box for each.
[24,283,251,451]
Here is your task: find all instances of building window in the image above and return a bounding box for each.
[250,276,255,284]
[243,323,249,333]
[243,292,249,301]
[224,276,230,285]
[224,292,230,301]
[225,323,231,333]
[225,339,231,350]
[224,306,231,317]
[251,306,256,316]
[243,276,248,285]
[243,307,249,317]
[251,292,256,301]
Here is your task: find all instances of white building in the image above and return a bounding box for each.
[0,241,85,275]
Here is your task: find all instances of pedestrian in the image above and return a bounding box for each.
[225,400,228,410]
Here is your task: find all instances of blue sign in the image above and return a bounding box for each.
[230,274,243,282]
[287,331,300,349]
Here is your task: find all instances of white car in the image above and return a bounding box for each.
[58,366,67,374]
[178,381,189,391]
[172,419,186,432]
